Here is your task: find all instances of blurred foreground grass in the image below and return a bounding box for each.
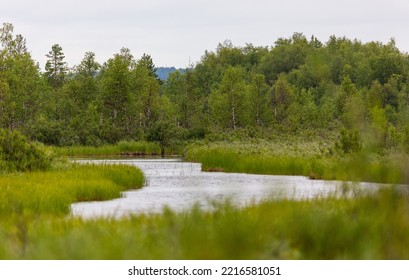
[0,187,408,259]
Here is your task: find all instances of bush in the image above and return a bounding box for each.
[0,129,53,172]
[335,128,362,154]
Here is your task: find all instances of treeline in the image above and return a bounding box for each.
[1,23,409,152]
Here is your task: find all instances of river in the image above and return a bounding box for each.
[71,158,381,218]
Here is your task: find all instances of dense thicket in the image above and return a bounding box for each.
[1,23,409,152]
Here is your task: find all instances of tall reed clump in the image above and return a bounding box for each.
[0,164,144,217]
[1,187,408,259]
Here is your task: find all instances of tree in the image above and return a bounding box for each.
[0,43,48,134]
[249,73,269,126]
[370,48,403,85]
[0,78,10,128]
[369,106,388,148]
[137,53,157,78]
[164,71,188,126]
[76,51,100,77]
[209,66,249,130]
[270,74,295,123]
[133,63,160,129]
[99,51,133,142]
[45,44,67,89]
[0,23,27,55]
[258,33,310,83]
[0,23,13,50]
[71,52,101,108]
[147,96,180,156]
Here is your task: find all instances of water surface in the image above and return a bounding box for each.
[71,158,380,218]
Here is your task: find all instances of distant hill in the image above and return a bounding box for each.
[155,67,185,80]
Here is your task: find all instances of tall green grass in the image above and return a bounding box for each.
[0,188,408,259]
[0,164,144,217]
[185,143,409,184]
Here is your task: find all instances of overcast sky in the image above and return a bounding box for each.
[2,0,409,69]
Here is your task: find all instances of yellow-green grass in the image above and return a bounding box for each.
[0,164,144,217]
[0,188,408,259]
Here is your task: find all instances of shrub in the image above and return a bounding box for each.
[0,129,53,172]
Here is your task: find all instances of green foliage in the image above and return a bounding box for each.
[0,129,53,172]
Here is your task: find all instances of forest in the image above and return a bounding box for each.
[1,22,408,153]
